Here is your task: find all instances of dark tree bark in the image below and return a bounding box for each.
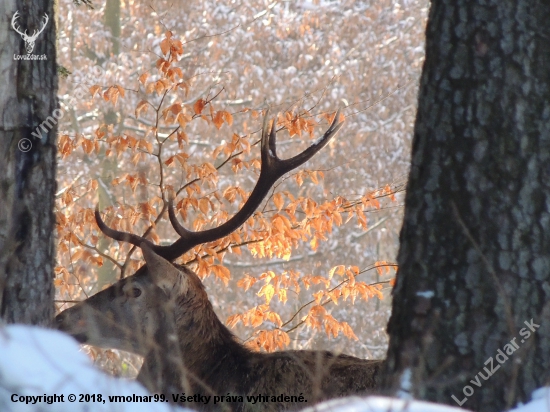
[384,1,550,411]
[0,0,58,325]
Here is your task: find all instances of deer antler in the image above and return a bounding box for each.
[30,13,49,41]
[11,11,27,37]
[95,110,344,261]
[11,11,49,54]
[11,11,48,40]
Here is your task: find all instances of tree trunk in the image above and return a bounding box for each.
[384,1,550,411]
[104,0,121,56]
[0,0,58,325]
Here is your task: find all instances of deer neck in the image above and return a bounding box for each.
[143,287,250,397]
[179,291,250,389]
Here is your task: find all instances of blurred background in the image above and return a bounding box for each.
[54,0,428,378]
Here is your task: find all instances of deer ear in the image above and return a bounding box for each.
[141,243,188,296]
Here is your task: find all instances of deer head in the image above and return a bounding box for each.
[12,11,49,54]
[55,112,345,397]
[55,243,190,356]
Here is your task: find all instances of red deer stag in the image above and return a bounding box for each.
[55,111,382,411]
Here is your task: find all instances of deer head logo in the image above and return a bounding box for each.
[11,11,49,54]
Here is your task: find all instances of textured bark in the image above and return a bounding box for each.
[0,0,58,325]
[384,1,550,411]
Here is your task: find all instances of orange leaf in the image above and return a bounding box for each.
[342,322,358,340]
[310,237,318,251]
[250,311,264,328]
[194,99,206,115]
[226,314,242,329]
[222,111,233,126]
[295,172,304,187]
[338,111,346,123]
[237,274,257,291]
[177,130,188,148]
[273,193,284,211]
[213,265,231,285]
[313,291,324,304]
[257,284,275,304]
[198,198,210,214]
[155,80,166,95]
[310,305,327,316]
[309,171,319,184]
[212,111,224,129]
[135,100,148,118]
[156,58,169,72]
[145,82,155,94]
[115,85,125,97]
[160,38,171,55]
[177,112,191,128]
[139,72,149,85]
[89,85,101,98]
[82,139,93,154]
[329,265,346,278]
[278,289,287,304]
[138,139,153,153]
[266,312,283,328]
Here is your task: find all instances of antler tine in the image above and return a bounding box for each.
[94,205,158,251]
[260,110,276,165]
[167,196,193,239]
[40,13,49,31]
[277,108,343,173]
[267,112,279,161]
[29,13,49,40]
[11,11,26,36]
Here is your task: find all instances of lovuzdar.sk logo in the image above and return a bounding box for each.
[12,10,49,60]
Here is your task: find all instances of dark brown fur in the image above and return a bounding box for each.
[56,254,381,411]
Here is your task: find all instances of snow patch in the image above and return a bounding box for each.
[0,324,547,412]
[396,368,413,400]
[0,324,189,412]
[301,396,468,411]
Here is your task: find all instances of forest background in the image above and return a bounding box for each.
[54,0,427,376]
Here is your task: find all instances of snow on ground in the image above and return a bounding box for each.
[0,324,547,412]
[512,388,550,412]
[300,396,468,411]
[0,324,188,412]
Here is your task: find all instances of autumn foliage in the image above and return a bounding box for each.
[56,32,402,351]
[54,0,425,367]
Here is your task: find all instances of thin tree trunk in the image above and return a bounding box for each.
[104,0,121,55]
[0,0,58,325]
[384,1,550,411]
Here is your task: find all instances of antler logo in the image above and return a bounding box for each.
[11,11,49,54]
